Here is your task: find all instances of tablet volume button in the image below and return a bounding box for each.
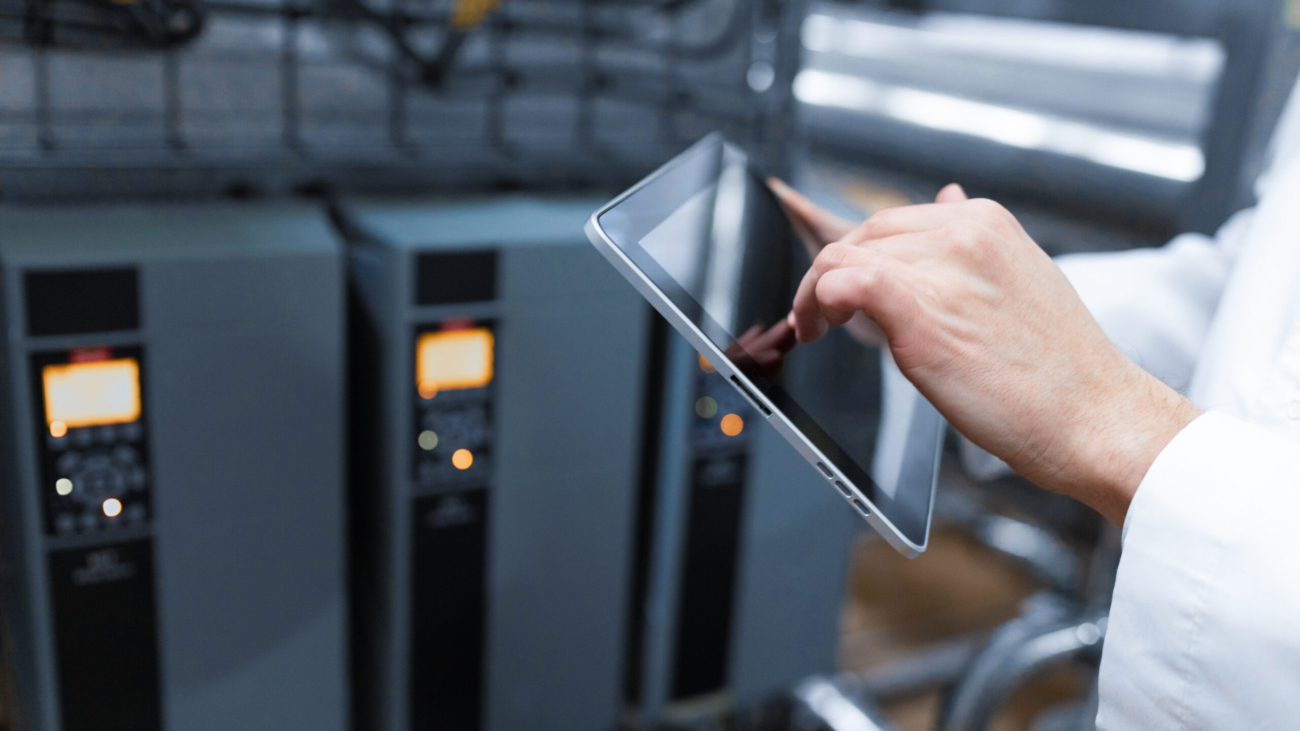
[729,376,772,417]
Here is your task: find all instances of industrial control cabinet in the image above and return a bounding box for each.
[629,325,865,724]
[345,197,649,731]
[0,204,348,731]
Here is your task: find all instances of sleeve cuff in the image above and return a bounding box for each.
[1099,411,1300,728]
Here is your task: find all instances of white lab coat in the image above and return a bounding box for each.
[1051,78,1300,728]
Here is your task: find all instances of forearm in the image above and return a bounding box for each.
[1051,362,1203,525]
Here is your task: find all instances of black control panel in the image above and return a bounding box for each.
[670,363,754,701]
[31,346,152,536]
[49,540,161,731]
[409,318,497,731]
[411,321,495,491]
[410,490,488,731]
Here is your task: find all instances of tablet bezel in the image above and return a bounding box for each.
[584,132,942,557]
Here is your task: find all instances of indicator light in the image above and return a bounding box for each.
[720,413,744,436]
[418,381,439,400]
[418,430,439,450]
[50,421,67,438]
[695,397,718,419]
[55,478,73,496]
[103,498,122,517]
[452,449,474,470]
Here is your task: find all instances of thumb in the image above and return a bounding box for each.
[936,183,967,204]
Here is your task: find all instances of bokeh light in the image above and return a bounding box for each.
[452,449,474,470]
[50,420,67,437]
[102,498,122,517]
[720,413,744,436]
[698,355,716,373]
[695,396,718,419]
[418,430,439,450]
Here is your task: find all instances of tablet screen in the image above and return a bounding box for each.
[598,135,936,545]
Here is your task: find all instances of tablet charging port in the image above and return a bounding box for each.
[729,376,771,417]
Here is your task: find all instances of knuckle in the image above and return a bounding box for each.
[817,241,854,270]
[965,197,1002,218]
[942,221,985,254]
[860,208,896,237]
[968,198,1016,229]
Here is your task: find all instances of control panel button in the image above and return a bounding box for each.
[57,451,82,475]
[121,421,143,442]
[71,428,94,448]
[112,445,139,466]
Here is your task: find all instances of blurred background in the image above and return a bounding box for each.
[0,0,1296,729]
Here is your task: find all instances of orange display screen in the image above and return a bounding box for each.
[43,358,142,428]
[416,328,494,396]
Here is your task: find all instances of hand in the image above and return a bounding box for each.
[789,184,1202,525]
[769,178,887,347]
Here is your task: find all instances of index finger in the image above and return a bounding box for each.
[840,199,981,248]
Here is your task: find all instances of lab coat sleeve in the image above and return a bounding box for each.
[1055,208,1252,393]
[1096,411,1300,730]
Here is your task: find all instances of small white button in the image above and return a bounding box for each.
[1288,399,1300,421]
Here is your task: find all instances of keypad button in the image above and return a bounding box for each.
[121,421,143,442]
[129,467,147,489]
[125,503,147,523]
[71,428,94,448]
[78,513,99,531]
[57,452,82,475]
[56,514,76,534]
[96,425,117,444]
[47,434,68,451]
[81,471,110,496]
[112,445,138,466]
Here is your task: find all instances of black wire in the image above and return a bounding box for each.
[0,0,204,49]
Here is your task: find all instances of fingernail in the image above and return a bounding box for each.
[786,311,796,327]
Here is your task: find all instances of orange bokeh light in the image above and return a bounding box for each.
[50,421,68,438]
[43,358,141,428]
[102,498,122,517]
[720,413,744,436]
[416,328,494,394]
[698,354,716,373]
[452,449,474,470]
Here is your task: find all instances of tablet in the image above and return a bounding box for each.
[584,132,944,557]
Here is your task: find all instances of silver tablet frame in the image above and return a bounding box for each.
[583,133,942,557]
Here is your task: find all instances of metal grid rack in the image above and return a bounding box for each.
[0,0,804,200]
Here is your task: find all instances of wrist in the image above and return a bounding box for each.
[1065,366,1202,525]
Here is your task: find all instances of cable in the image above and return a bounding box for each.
[0,0,203,49]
